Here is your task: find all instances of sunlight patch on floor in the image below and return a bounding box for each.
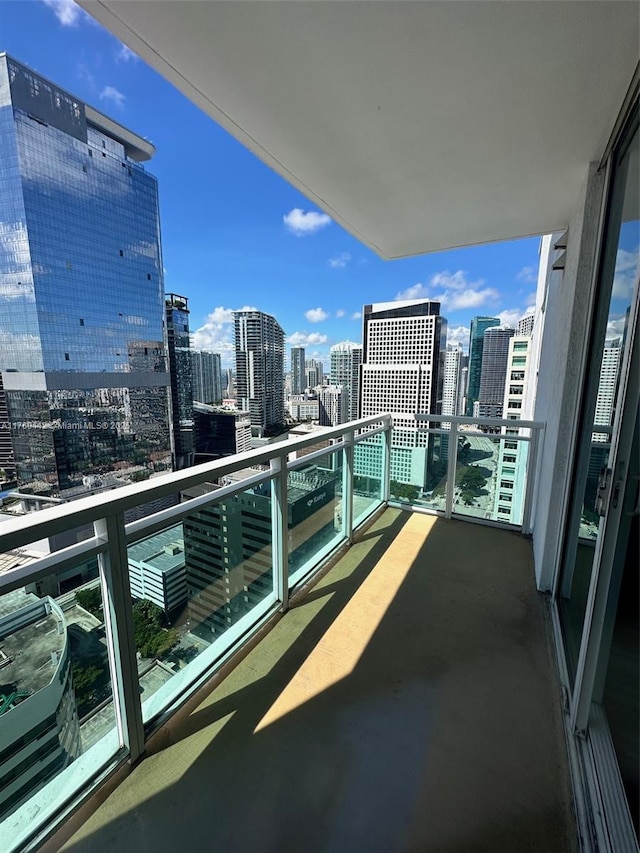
[254,513,436,733]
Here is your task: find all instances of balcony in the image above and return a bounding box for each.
[0,414,576,851]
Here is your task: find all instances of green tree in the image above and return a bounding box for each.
[132,599,178,659]
[390,480,420,502]
[75,587,102,617]
[456,466,486,494]
[72,660,103,715]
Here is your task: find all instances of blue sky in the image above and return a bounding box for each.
[1,0,543,368]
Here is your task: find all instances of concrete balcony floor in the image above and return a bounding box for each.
[59,509,577,853]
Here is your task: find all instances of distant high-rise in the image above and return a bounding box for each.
[359,299,446,486]
[234,310,285,435]
[166,294,194,470]
[517,314,535,337]
[191,351,223,405]
[466,317,500,416]
[0,55,172,494]
[330,342,362,422]
[225,368,235,399]
[291,347,306,395]
[594,338,623,439]
[477,327,515,419]
[305,358,324,389]
[442,345,464,420]
[317,385,344,426]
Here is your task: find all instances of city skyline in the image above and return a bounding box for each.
[0,6,541,370]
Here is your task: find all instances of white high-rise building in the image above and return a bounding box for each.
[593,338,622,440]
[357,299,446,486]
[234,310,285,436]
[442,344,464,420]
[317,385,344,426]
[330,341,362,422]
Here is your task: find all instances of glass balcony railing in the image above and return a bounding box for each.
[0,412,542,849]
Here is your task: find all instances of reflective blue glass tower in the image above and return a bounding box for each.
[0,55,171,495]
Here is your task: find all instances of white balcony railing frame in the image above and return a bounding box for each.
[0,411,542,851]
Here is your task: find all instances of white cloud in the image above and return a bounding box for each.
[305,307,329,323]
[395,283,430,301]
[395,270,498,311]
[283,208,331,236]
[612,246,639,300]
[287,331,328,347]
[43,0,85,26]
[336,309,345,318]
[117,43,137,63]
[328,252,351,269]
[516,265,537,284]
[447,325,470,350]
[191,305,257,368]
[496,309,521,328]
[352,311,362,320]
[606,315,628,341]
[100,86,126,109]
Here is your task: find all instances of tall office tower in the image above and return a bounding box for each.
[0,55,171,495]
[466,316,500,415]
[358,299,446,486]
[477,327,515,419]
[234,310,285,436]
[517,314,535,337]
[191,351,223,405]
[165,294,194,470]
[317,385,344,426]
[305,358,323,389]
[330,341,363,422]
[291,347,306,395]
[192,402,252,463]
[442,344,464,420]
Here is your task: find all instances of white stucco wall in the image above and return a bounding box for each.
[532,162,606,590]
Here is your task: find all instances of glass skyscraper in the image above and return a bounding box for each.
[0,55,171,495]
[465,316,500,416]
[165,294,194,470]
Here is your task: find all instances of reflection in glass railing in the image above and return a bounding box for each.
[353,432,384,524]
[0,572,119,850]
[288,450,344,583]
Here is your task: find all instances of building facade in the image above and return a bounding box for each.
[465,317,500,416]
[304,358,323,390]
[290,347,305,396]
[165,294,194,470]
[358,299,446,487]
[477,327,516,419]
[234,310,284,436]
[0,55,172,495]
[191,351,223,406]
[441,344,464,420]
[330,341,362,422]
[317,385,344,427]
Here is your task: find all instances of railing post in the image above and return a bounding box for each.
[522,426,540,534]
[270,452,289,612]
[445,421,458,519]
[342,430,354,541]
[95,513,145,764]
[382,419,392,503]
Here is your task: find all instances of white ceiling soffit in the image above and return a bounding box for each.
[80,1,640,259]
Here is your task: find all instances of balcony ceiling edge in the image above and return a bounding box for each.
[79,1,639,258]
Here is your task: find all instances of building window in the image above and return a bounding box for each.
[64,353,70,361]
